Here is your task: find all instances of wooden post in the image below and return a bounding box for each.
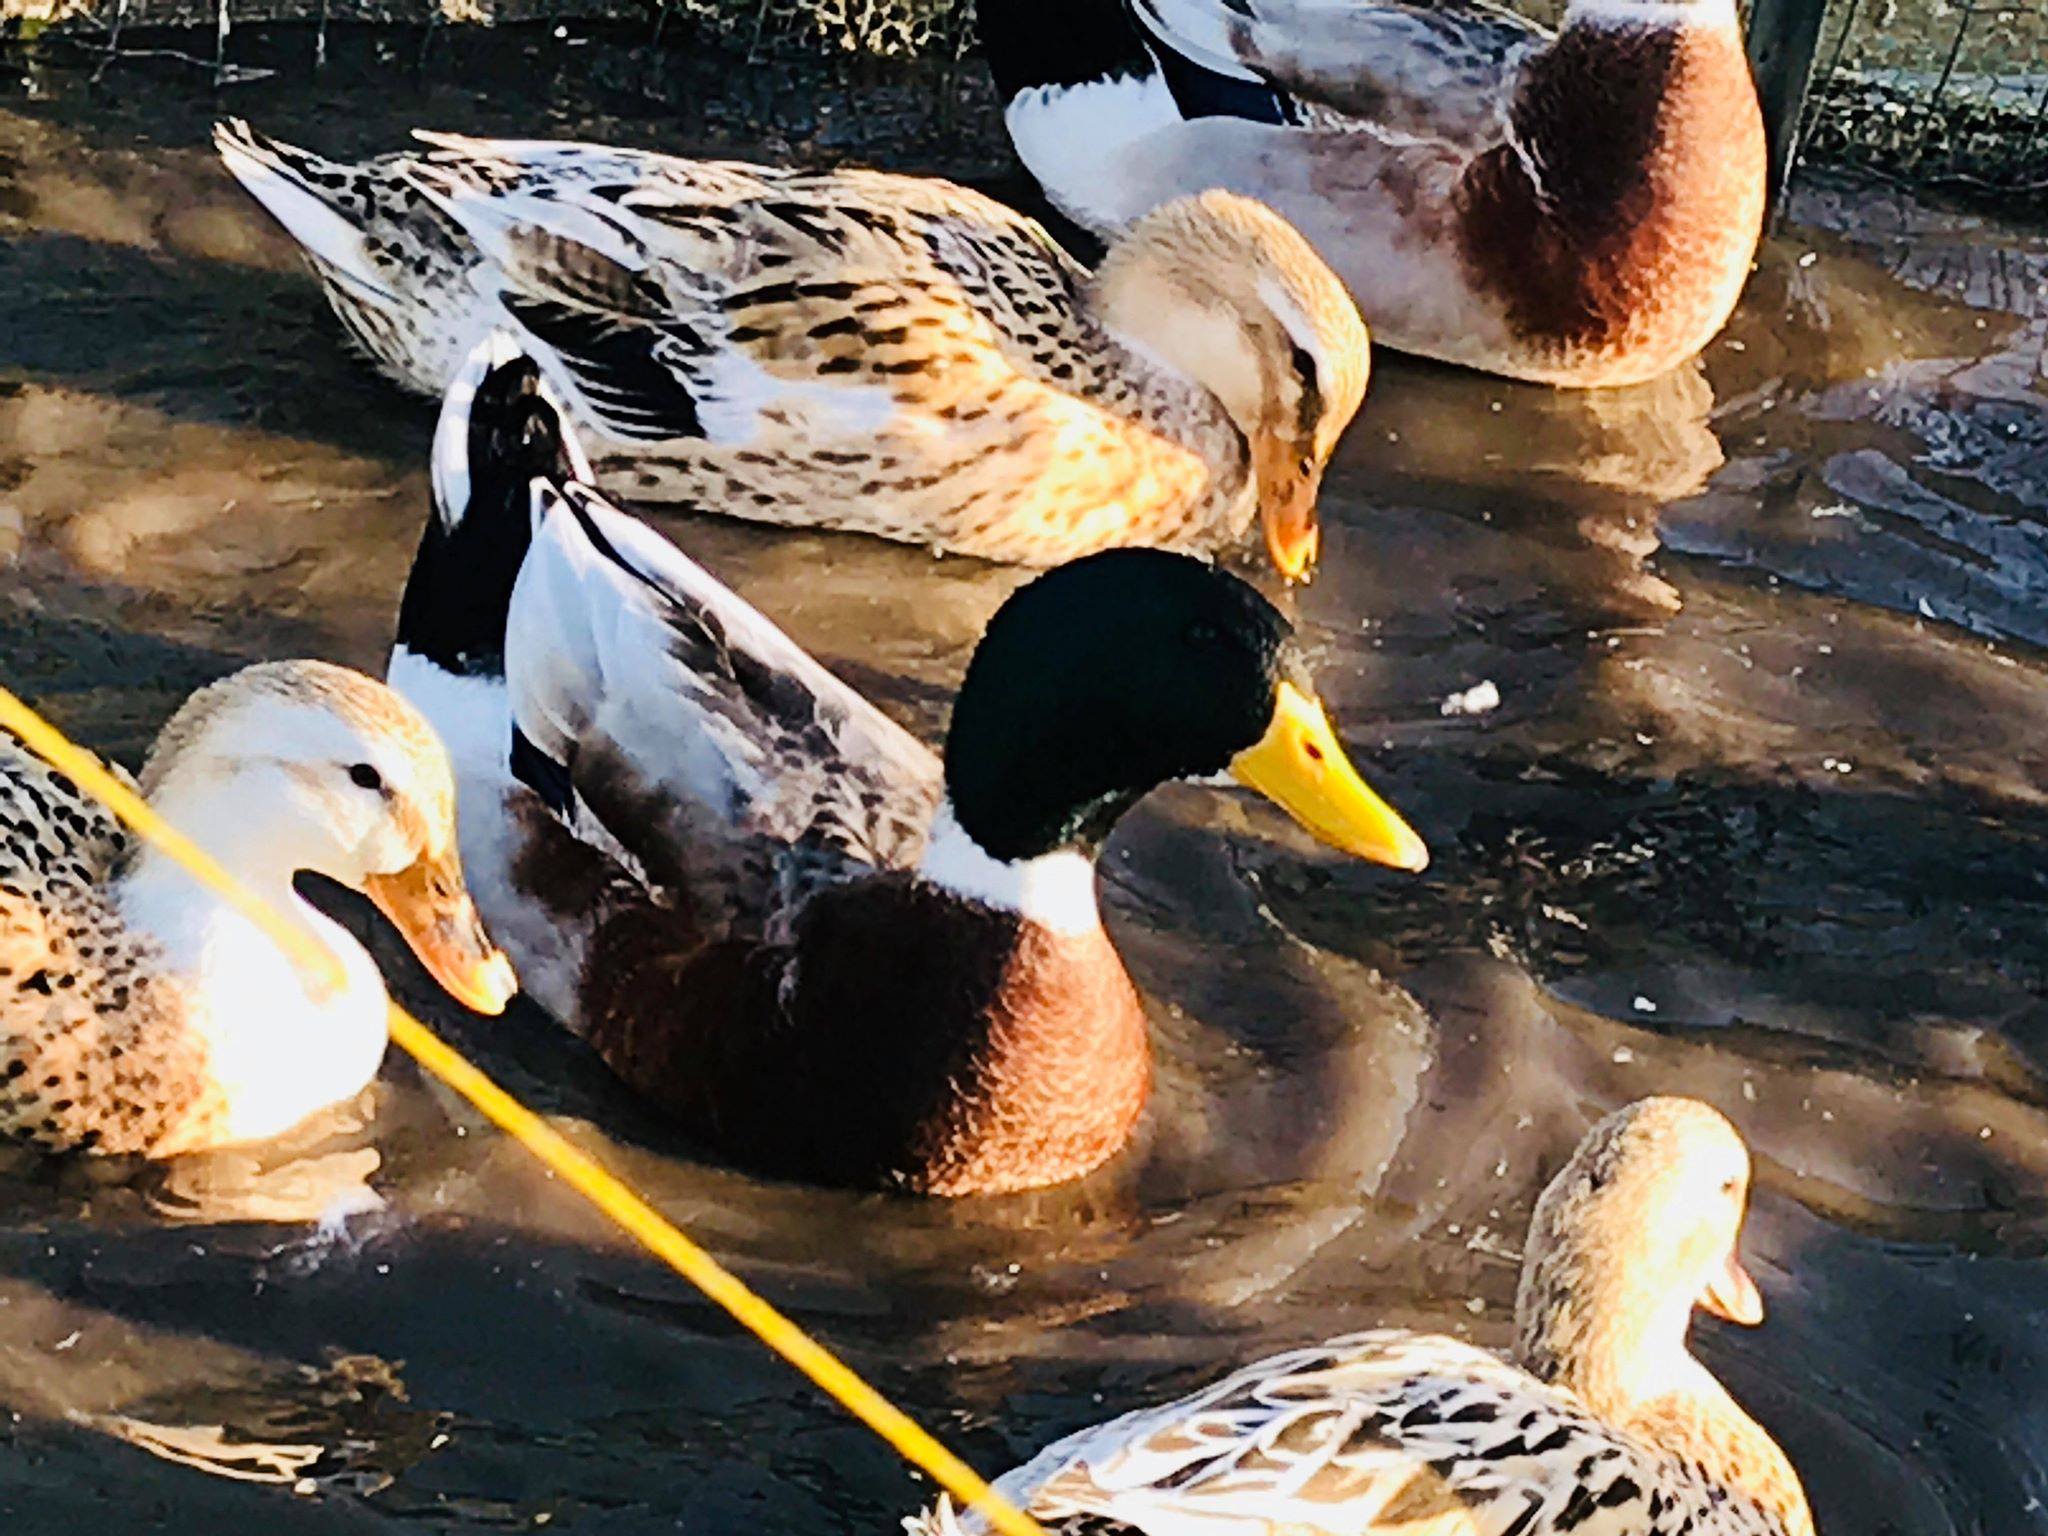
[1747,0,1833,216]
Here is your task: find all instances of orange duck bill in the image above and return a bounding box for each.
[365,848,518,1014]
[1254,429,1324,582]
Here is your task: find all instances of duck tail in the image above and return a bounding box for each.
[395,332,594,677]
[214,120,405,303]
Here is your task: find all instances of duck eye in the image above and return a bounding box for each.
[348,763,385,792]
[1720,1176,1741,1197]
[1287,343,1324,436]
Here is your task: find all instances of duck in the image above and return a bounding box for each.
[387,335,1427,1196]
[213,120,1372,580]
[0,661,516,1158]
[979,0,1768,388]
[910,1096,1813,1534]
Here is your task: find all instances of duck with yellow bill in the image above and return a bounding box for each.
[388,339,1427,1196]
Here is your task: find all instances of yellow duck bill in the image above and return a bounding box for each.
[1230,681,1429,871]
[365,849,518,1015]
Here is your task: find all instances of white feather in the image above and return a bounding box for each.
[1004,73,1185,232]
[1571,0,1736,24]
[216,147,394,307]
[915,803,1100,935]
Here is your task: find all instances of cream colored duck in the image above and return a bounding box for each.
[912,1097,1812,1534]
[0,661,515,1157]
[214,122,1371,579]
[981,0,1767,387]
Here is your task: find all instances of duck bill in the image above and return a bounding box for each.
[1253,430,1323,583]
[1229,680,1429,871]
[1699,1249,1764,1325]
[364,849,518,1016]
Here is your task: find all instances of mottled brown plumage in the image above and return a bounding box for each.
[0,743,224,1156]
[216,123,1369,574]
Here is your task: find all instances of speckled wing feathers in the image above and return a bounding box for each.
[0,736,223,1156]
[917,1332,1794,1536]
[223,124,1248,563]
[401,147,1231,564]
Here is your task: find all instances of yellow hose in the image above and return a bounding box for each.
[0,682,1041,1536]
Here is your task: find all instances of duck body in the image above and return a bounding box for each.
[984,0,1766,387]
[393,341,1423,1195]
[911,1098,1811,1532]
[0,663,514,1159]
[218,123,1372,576]
[912,1329,1794,1535]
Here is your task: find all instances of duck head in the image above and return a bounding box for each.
[1514,1097,1763,1409]
[930,550,1425,916]
[138,660,517,1014]
[1091,190,1371,582]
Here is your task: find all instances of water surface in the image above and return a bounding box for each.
[2,29,2047,1534]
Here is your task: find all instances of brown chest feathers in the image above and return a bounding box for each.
[576,875,1151,1195]
[1456,16,1766,383]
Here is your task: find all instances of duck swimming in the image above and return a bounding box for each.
[389,337,1426,1195]
[215,121,1371,579]
[0,662,514,1158]
[981,0,1767,387]
[911,1096,1812,1534]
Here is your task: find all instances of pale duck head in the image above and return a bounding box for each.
[1513,1095,1761,1410]
[1089,190,1371,581]
[137,659,517,1015]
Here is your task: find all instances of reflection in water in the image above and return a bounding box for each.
[2,32,2048,1534]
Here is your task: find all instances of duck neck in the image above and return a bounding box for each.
[1514,1264,1699,1419]
[1513,0,1757,228]
[1083,303,1254,523]
[1522,1287,1810,1533]
[113,776,366,1006]
[914,801,1101,936]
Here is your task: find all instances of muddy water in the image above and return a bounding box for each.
[2,26,2047,1534]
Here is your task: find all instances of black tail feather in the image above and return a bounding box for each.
[395,350,584,677]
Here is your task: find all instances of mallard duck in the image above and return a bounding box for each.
[980,0,1767,387]
[214,121,1372,580]
[0,661,515,1158]
[388,336,1426,1195]
[911,1096,1812,1534]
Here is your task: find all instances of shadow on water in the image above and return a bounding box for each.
[3,24,2048,1536]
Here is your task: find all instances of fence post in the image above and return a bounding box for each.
[1747,0,1831,216]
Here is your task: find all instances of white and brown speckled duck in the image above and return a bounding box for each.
[387,338,1427,1196]
[214,121,1371,580]
[981,0,1767,387]
[0,662,514,1157]
[911,1096,1812,1534]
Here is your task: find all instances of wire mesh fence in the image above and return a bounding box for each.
[9,0,2048,198]
[1801,0,2048,194]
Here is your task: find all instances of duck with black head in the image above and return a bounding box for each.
[389,336,1429,1196]
[984,0,1767,387]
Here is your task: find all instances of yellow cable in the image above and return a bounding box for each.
[0,683,1041,1536]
